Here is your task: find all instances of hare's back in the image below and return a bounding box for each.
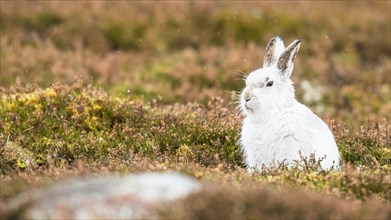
[293,102,340,167]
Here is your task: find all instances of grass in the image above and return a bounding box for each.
[0,1,390,219]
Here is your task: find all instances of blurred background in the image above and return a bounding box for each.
[1,1,390,127]
[1,3,390,218]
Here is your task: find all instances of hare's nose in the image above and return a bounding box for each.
[244,90,252,102]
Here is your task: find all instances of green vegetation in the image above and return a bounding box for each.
[0,84,241,172]
[0,1,390,219]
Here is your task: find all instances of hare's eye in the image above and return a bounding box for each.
[266,81,274,87]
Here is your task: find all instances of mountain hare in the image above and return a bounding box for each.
[240,36,341,172]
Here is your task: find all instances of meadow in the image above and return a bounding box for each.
[0,1,390,219]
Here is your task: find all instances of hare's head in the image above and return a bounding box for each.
[240,36,301,117]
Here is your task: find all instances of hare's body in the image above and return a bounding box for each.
[241,101,340,170]
[240,36,340,171]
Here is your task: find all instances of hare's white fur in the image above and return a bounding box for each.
[240,36,340,172]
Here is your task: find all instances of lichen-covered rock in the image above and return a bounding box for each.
[5,172,200,219]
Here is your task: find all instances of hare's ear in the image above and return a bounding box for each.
[277,39,301,81]
[263,36,285,68]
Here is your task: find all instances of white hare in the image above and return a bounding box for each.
[240,36,341,172]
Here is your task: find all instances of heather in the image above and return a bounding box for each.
[0,1,390,219]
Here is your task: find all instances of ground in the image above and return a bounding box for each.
[0,1,390,219]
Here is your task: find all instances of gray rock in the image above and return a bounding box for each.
[6,172,201,219]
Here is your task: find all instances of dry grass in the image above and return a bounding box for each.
[0,1,390,219]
